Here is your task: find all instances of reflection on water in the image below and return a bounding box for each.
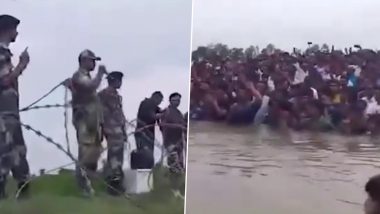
[186,122,380,214]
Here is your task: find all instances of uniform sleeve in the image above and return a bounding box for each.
[0,47,15,89]
[0,68,12,88]
[161,108,170,123]
[98,90,113,114]
[138,100,157,124]
[97,90,106,104]
[140,101,152,121]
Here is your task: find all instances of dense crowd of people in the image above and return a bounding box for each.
[190,43,380,135]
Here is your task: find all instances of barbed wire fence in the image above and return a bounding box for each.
[1,81,187,209]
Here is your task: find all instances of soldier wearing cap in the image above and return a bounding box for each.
[98,71,127,195]
[0,14,30,199]
[68,49,107,197]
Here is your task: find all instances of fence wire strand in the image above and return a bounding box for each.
[63,87,71,154]
[3,81,187,207]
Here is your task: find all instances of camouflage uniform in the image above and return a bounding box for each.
[161,106,186,173]
[0,45,30,197]
[71,68,103,194]
[98,86,126,188]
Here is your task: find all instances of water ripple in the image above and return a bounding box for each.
[188,123,379,213]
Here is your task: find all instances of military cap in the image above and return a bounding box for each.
[106,71,124,81]
[0,15,20,32]
[78,49,101,61]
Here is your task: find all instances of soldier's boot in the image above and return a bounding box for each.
[106,175,125,196]
[76,165,95,199]
[81,176,95,199]
[106,179,119,196]
[79,178,95,199]
[106,179,120,196]
[16,181,30,199]
[82,187,95,199]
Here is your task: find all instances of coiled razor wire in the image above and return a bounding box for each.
[13,117,186,202]
[20,104,68,112]
[3,81,187,207]
[19,81,65,112]
[13,121,93,200]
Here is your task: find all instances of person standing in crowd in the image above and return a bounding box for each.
[0,14,31,199]
[161,93,186,173]
[98,71,127,196]
[68,49,107,197]
[190,44,380,135]
[134,91,163,168]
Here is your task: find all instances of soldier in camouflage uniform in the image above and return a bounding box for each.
[161,92,186,174]
[0,15,30,199]
[98,71,127,195]
[67,49,107,197]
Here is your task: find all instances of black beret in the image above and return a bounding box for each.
[0,15,20,32]
[106,71,123,81]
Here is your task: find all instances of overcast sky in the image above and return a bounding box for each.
[3,0,192,172]
[192,0,380,51]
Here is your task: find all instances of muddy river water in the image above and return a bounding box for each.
[186,122,380,214]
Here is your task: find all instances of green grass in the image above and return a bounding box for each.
[0,166,185,214]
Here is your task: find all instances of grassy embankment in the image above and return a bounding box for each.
[0,166,185,214]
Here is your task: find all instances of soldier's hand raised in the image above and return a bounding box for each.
[19,47,30,68]
[98,65,108,75]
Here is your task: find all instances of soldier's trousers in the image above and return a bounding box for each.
[164,140,184,174]
[134,131,154,152]
[104,132,125,181]
[0,116,30,189]
[164,139,184,190]
[134,131,155,168]
[11,124,30,183]
[74,120,102,193]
